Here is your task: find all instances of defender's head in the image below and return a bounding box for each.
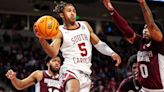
[45,55,61,73]
[128,54,138,80]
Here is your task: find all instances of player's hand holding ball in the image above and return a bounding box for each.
[33,15,59,39]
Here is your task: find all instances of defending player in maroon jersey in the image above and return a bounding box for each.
[103,0,164,91]
[6,56,61,92]
[117,54,141,92]
[35,70,60,92]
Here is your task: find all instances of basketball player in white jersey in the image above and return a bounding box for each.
[34,1,121,92]
[103,0,164,91]
[6,56,61,92]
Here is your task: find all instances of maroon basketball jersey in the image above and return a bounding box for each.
[35,71,61,92]
[117,76,141,92]
[134,35,164,89]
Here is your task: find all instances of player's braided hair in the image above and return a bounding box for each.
[53,1,73,15]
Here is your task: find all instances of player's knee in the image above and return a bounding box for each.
[65,79,80,92]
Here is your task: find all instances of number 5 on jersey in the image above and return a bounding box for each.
[78,43,88,56]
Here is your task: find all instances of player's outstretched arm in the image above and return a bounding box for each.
[84,21,121,66]
[138,0,163,42]
[103,0,136,43]
[6,69,41,90]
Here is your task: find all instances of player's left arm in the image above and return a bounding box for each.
[16,70,42,89]
[138,0,163,42]
[84,21,121,66]
[6,69,41,90]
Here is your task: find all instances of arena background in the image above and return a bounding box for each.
[0,0,163,92]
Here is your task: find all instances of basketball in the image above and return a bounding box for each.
[34,15,59,39]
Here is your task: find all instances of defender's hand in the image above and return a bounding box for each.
[6,69,16,80]
[103,0,114,12]
[137,0,146,3]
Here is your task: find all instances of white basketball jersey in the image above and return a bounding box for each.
[59,21,92,75]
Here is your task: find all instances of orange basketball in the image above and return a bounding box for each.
[34,15,59,39]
